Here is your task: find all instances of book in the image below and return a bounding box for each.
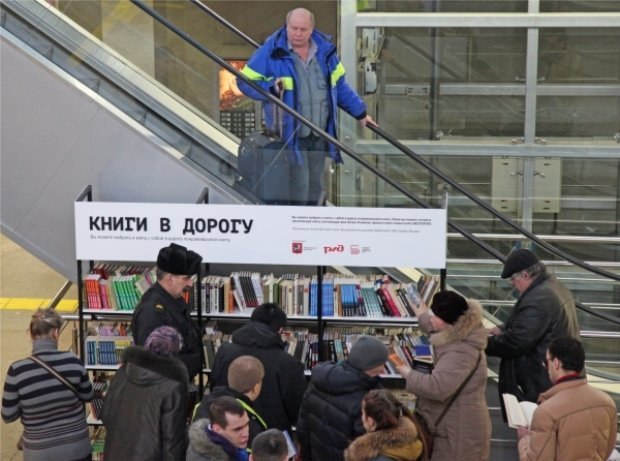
[387,346,406,369]
[502,393,538,428]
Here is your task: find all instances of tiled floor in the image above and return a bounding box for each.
[0,235,78,460]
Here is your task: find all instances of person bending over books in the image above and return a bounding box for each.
[102,326,189,461]
[210,303,306,432]
[486,248,580,416]
[396,291,491,461]
[297,335,388,461]
[188,396,251,461]
[131,243,203,380]
[344,389,423,461]
[2,308,93,461]
[516,336,617,461]
[195,356,267,446]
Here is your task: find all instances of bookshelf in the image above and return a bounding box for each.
[74,190,448,435]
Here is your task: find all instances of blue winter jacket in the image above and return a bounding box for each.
[237,26,367,165]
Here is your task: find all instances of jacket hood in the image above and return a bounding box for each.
[430,298,487,350]
[232,321,285,349]
[122,346,189,387]
[188,418,232,461]
[311,362,380,395]
[344,416,423,461]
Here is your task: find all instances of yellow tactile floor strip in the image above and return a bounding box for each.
[0,298,78,312]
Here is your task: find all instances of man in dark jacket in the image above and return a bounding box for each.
[131,243,203,380]
[210,303,306,431]
[296,335,388,461]
[102,326,189,461]
[486,248,580,418]
[196,355,267,445]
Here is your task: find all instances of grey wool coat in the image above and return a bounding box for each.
[402,299,491,461]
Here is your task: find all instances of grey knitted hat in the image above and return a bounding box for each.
[348,335,388,371]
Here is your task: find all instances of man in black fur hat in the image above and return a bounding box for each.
[131,243,203,379]
[486,248,579,418]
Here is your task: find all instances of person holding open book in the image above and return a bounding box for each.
[486,248,580,418]
[396,291,491,461]
[516,336,617,461]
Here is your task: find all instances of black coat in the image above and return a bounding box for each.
[210,321,306,431]
[131,283,202,380]
[101,346,189,461]
[486,273,580,408]
[296,361,382,461]
[195,386,265,445]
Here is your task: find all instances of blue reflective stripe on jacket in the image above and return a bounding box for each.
[237,27,367,165]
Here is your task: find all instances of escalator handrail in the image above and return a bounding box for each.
[129,0,505,264]
[130,2,620,326]
[190,0,620,284]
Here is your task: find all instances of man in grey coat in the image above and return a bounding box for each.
[486,249,580,419]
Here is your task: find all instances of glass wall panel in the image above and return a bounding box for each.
[540,0,620,12]
[372,27,526,139]
[364,1,527,13]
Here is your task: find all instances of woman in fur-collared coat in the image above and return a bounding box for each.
[396,291,491,461]
[344,389,423,461]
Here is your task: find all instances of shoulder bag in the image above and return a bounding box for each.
[413,353,482,461]
[17,355,81,451]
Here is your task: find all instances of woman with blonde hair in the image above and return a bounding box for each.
[344,389,423,461]
[2,308,93,461]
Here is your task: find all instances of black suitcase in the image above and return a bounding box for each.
[237,129,290,205]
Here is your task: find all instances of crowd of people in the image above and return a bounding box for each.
[2,241,618,461]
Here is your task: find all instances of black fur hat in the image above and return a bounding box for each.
[156,243,202,275]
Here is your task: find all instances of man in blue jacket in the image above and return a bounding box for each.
[237,8,376,206]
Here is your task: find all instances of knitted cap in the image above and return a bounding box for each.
[145,326,182,357]
[348,335,388,371]
[157,243,202,276]
[501,249,539,279]
[431,291,469,325]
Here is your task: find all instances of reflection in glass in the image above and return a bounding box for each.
[362,1,527,13]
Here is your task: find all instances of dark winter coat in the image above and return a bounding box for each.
[345,416,423,461]
[297,361,382,461]
[131,282,202,379]
[187,418,248,461]
[403,299,491,461]
[210,321,306,431]
[486,273,580,405]
[194,386,265,445]
[101,346,189,461]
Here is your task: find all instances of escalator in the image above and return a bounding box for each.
[2,1,618,457]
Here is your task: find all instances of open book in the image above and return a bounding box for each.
[502,393,538,428]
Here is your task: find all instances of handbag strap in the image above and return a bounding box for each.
[431,352,482,431]
[29,355,80,398]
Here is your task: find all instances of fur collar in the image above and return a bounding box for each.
[344,416,421,461]
[188,419,235,461]
[430,298,484,348]
[122,346,188,385]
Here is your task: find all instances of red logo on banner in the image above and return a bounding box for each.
[292,242,303,254]
[350,245,361,254]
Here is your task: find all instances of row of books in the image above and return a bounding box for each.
[202,272,441,319]
[89,373,108,420]
[91,427,106,460]
[203,325,433,374]
[83,264,156,310]
[85,336,133,366]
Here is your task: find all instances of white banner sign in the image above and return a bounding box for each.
[74,203,447,268]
